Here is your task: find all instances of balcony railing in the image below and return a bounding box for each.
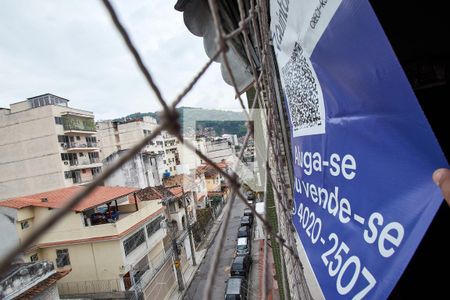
[64,142,98,149]
[38,202,164,245]
[72,177,92,184]
[68,158,100,167]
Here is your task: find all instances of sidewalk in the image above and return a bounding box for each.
[168,209,225,300]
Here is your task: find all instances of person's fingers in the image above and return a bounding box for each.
[433,168,450,206]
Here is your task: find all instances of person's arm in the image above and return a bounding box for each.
[433,168,450,206]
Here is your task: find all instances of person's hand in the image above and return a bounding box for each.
[433,168,450,206]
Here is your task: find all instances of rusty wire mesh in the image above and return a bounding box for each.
[0,0,312,299]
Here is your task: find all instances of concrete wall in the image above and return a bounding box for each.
[96,121,119,160]
[33,283,60,300]
[0,207,20,260]
[103,151,162,188]
[0,105,65,199]
[40,240,123,282]
[142,259,176,300]
[0,102,100,200]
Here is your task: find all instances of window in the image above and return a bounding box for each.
[61,153,77,161]
[20,220,30,229]
[64,171,73,179]
[76,136,81,141]
[55,117,62,125]
[146,215,164,237]
[123,229,146,256]
[30,254,38,262]
[56,249,70,267]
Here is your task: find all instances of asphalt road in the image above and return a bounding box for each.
[183,198,246,300]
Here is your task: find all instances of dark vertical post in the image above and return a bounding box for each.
[182,187,197,266]
[133,192,139,211]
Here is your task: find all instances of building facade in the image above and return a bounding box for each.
[0,94,102,200]
[0,186,176,299]
[96,116,178,178]
[103,150,164,188]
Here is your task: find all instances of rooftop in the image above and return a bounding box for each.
[27,93,70,102]
[163,174,197,191]
[0,186,138,212]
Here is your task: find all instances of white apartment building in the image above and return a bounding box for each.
[205,137,236,164]
[103,150,164,188]
[0,94,102,200]
[97,116,179,178]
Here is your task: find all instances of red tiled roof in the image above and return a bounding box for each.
[168,186,183,198]
[163,174,197,191]
[196,164,219,178]
[216,160,229,169]
[0,186,138,212]
[134,186,164,202]
[208,191,224,197]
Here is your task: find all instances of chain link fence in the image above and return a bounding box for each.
[0,0,312,299]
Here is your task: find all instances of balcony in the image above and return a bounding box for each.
[38,201,164,245]
[63,142,99,151]
[68,158,102,170]
[0,261,57,299]
[62,114,96,134]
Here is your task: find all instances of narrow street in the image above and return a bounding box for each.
[183,197,248,299]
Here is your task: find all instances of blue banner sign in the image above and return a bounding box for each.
[270,0,448,299]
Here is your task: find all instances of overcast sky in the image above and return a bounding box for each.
[0,0,242,120]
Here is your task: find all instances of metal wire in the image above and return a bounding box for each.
[0,0,312,299]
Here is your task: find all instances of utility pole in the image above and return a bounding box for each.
[162,195,184,291]
[181,186,197,266]
[171,238,185,291]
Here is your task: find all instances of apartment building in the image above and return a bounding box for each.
[0,94,102,200]
[103,150,164,188]
[205,137,236,163]
[0,186,175,299]
[97,116,178,178]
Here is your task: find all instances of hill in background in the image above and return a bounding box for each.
[114,107,247,137]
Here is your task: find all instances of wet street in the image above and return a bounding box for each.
[183,198,247,300]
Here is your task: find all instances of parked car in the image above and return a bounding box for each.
[236,237,251,255]
[243,209,254,223]
[240,216,253,227]
[225,276,247,300]
[243,208,253,216]
[230,254,252,278]
[237,226,251,239]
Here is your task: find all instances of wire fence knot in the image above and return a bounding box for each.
[161,107,181,136]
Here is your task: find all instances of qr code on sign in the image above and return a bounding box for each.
[281,42,325,136]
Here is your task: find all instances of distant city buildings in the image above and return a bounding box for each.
[0,94,102,200]
[0,95,235,299]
